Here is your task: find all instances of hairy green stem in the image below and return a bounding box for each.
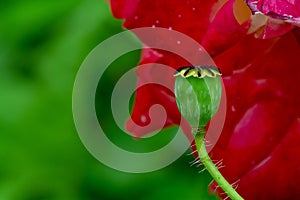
[193,129,244,200]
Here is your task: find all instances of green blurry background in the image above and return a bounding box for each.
[0,0,218,199]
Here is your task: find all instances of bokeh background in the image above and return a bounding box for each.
[0,0,218,199]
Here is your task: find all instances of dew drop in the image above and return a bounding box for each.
[192,7,196,11]
[134,15,138,20]
[141,115,147,123]
[178,14,182,18]
[168,27,172,30]
[155,20,159,24]
[231,105,236,112]
[177,40,181,44]
[152,25,156,28]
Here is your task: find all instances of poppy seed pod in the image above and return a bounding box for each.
[174,66,222,129]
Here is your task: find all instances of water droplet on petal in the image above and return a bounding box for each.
[168,27,172,30]
[155,20,159,24]
[152,25,156,28]
[231,105,236,112]
[141,115,147,123]
[178,14,182,18]
[192,7,196,11]
[134,15,138,20]
[177,40,181,44]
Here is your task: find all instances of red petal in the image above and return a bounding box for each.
[109,1,300,199]
[237,118,300,199]
[109,0,139,19]
[201,0,250,55]
[247,0,300,18]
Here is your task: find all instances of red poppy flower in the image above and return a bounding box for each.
[109,0,300,199]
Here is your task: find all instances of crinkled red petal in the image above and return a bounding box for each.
[109,1,300,199]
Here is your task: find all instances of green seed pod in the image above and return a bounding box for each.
[174,66,222,128]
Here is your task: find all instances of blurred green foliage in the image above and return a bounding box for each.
[0,0,219,199]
